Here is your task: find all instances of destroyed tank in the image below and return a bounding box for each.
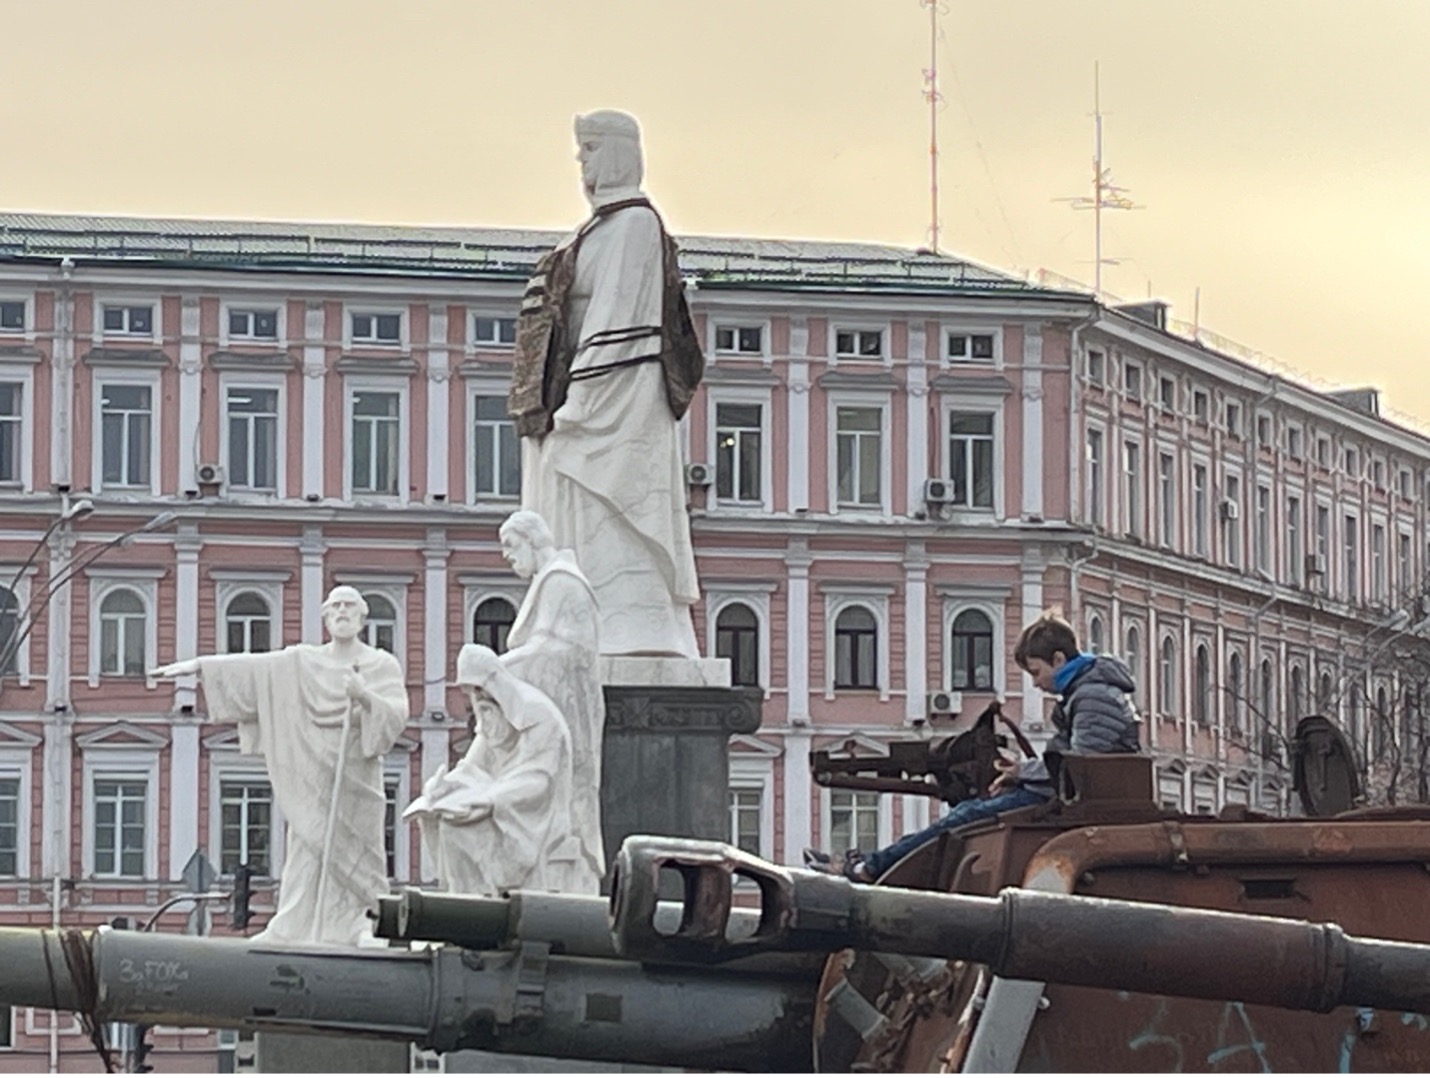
[0,712,1426,1072]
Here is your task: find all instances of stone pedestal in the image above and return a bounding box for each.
[600,684,763,881]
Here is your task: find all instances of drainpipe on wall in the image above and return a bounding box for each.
[52,258,74,492]
[1066,536,1100,627]
[1249,571,1278,803]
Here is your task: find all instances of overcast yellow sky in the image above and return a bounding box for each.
[5,0,1428,422]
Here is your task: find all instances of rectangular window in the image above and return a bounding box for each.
[99,384,152,488]
[351,391,401,495]
[384,778,400,879]
[1256,415,1271,448]
[351,311,402,345]
[1192,464,1208,556]
[0,778,17,875]
[93,778,146,878]
[949,412,995,509]
[225,387,278,491]
[946,332,995,363]
[102,305,153,336]
[0,383,21,484]
[835,406,883,508]
[728,789,762,856]
[472,395,520,499]
[1255,485,1271,572]
[1344,515,1359,601]
[1086,429,1104,527]
[1286,495,1302,586]
[1315,505,1331,589]
[0,301,24,332]
[828,791,880,855]
[1316,437,1331,468]
[834,328,883,359]
[1123,361,1142,402]
[1287,427,1303,459]
[1398,532,1412,595]
[1223,474,1242,568]
[1085,349,1105,385]
[715,402,763,504]
[1399,469,1413,500]
[1371,459,1385,489]
[1158,376,1175,411]
[714,325,763,355]
[1224,401,1241,437]
[1372,523,1386,602]
[1192,390,1209,423]
[1344,446,1359,476]
[1123,441,1142,539]
[473,316,517,348]
[1157,452,1176,547]
[218,780,272,876]
[227,308,279,341]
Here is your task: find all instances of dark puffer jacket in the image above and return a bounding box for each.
[1018,656,1141,793]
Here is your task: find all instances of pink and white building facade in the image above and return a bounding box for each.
[0,212,1422,1068]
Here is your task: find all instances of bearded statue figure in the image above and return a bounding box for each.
[509,109,705,659]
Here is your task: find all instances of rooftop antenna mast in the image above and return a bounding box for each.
[921,0,944,253]
[1056,62,1141,298]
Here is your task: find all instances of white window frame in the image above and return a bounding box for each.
[0,746,34,878]
[939,323,1002,369]
[219,371,287,498]
[1221,470,1243,569]
[705,586,775,698]
[1157,448,1178,550]
[828,393,892,516]
[821,785,893,852]
[1191,388,1210,424]
[822,588,892,701]
[86,572,160,688]
[0,362,34,492]
[941,396,1005,519]
[343,305,408,350]
[0,568,35,684]
[214,577,286,654]
[830,322,890,365]
[382,754,414,882]
[708,387,774,512]
[466,380,521,505]
[468,310,518,352]
[93,296,161,344]
[344,376,410,502]
[728,740,779,859]
[709,319,771,361]
[1122,358,1143,402]
[1190,459,1210,558]
[92,369,162,495]
[459,576,527,647]
[0,293,33,341]
[334,575,410,662]
[219,298,287,349]
[1122,436,1143,539]
[1085,425,1105,529]
[942,599,1005,694]
[82,747,161,880]
[208,764,284,879]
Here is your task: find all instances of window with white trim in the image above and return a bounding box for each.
[99,587,148,676]
[102,304,153,337]
[351,390,402,495]
[472,395,520,499]
[1088,613,1105,655]
[1398,531,1412,596]
[224,591,273,654]
[225,386,279,491]
[715,603,761,688]
[1191,463,1208,557]
[834,406,883,508]
[1192,390,1209,424]
[1227,651,1245,732]
[351,311,402,346]
[833,328,883,360]
[0,585,17,678]
[728,788,762,856]
[946,330,996,364]
[715,402,763,505]
[0,301,23,332]
[1254,484,1270,572]
[1344,514,1359,602]
[1286,495,1303,587]
[1122,360,1142,402]
[949,609,994,690]
[714,324,763,355]
[1259,658,1276,732]
[1372,523,1386,602]
[472,315,516,348]
[92,776,147,878]
[833,605,878,690]
[828,791,880,855]
[1123,440,1142,538]
[1084,348,1105,385]
[1085,428,1104,528]
[1157,376,1176,411]
[949,412,995,510]
[218,779,273,876]
[0,383,22,485]
[1224,400,1241,437]
[0,776,18,875]
[472,596,516,653]
[1222,473,1242,568]
[1157,451,1176,548]
[1286,425,1303,459]
[99,383,152,488]
[360,593,399,655]
[1158,635,1178,714]
[1316,436,1330,468]
[1314,504,1331,591]
[1124,623,1142,706]
[1193,643,1211,725]
[228,308,279,342]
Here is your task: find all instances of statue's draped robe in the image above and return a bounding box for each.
[199,645,408,946]
[521,201,700,657]
[409,685,573,895]
[503,551,606,890]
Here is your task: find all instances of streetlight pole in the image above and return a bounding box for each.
[0,498,93,681]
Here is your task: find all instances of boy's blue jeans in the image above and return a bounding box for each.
[860,786,1047,879]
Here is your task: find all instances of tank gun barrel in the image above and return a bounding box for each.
[612,836,1430,1016]
[0,924,814,1071]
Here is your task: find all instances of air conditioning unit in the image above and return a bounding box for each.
[195,462,225,486]
[1305,553,1326,577]
[1218,498,1240,521]
[685,462,714,488]
[927,690,963,717]
[923,477,955,504]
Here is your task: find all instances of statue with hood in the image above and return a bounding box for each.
[509,109,705,659]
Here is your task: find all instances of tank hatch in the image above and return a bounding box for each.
[1291,715,1362,816]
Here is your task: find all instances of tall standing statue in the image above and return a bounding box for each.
[510,109,705,658]
[152,585,408,946]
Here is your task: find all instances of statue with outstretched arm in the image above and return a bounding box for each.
[152,585,408,946]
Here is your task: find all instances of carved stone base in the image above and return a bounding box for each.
[599,685,763,882]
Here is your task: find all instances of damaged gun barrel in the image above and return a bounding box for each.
[0,924,814,1072]
[613,837,1430,1017]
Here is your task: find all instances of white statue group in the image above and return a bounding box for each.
[152,109,707,947]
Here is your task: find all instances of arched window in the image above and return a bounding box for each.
[1124,624,1141,705]
[1193,644,1211,725]
[472,597,517,654]
[1289,666,1304,724]
[225,591,272,654]
[360,593,398,655]
[1347,680,1363,750]
[715,603,761,688]
[1318,670,1334,711]
[0,585,18,676]
[1158,636,1178,715]
[833,606,878,690]
[1087,614,1105,655]
[949,609,994,691]
[1227,652,1244,731]
[99,588,147,675]
[1259,658,1275,730]
[1374,684,1390,758]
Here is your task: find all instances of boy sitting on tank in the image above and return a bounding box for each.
[806,609,1140,882]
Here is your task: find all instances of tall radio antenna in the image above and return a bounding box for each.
[1056,62,1141,297]
[921,0,944,253]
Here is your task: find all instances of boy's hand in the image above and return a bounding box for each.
[988,757,1018,795]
